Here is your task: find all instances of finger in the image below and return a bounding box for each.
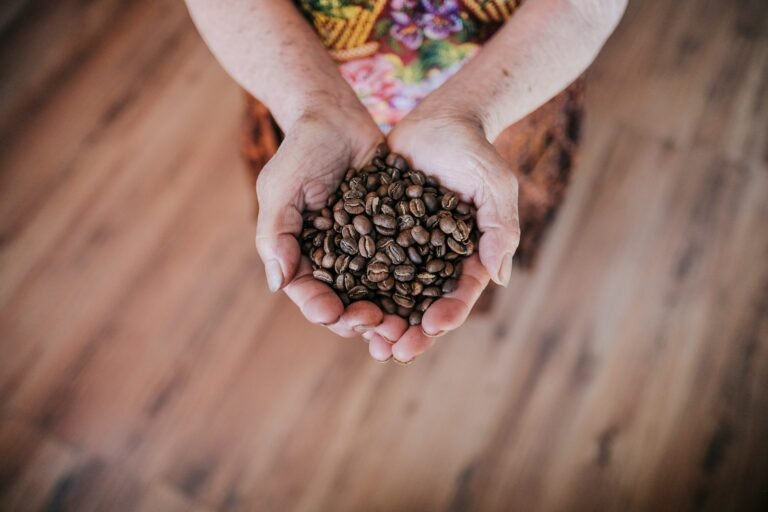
[475,170,520,287]
[367,333,393,362]
[338,300,384,333]
[421,254,490,336]
[370,314,409,343]
[391,326,434,364]
[283,259,344,326]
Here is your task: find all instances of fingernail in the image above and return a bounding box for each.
[265,260,283,292]
[422,329,446,338]
[354,324,377,333]
[375,355,393,364]
[393,357,413,366]
[498,253,513,287]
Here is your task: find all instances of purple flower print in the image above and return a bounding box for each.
[390,9,423,50]
[419,0,463,40]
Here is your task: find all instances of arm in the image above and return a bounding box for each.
[411,0,628,140]
[185,0,362,131]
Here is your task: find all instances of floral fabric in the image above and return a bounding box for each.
[295,0,523,132]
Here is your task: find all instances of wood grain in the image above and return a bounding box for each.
[1,0,767,511]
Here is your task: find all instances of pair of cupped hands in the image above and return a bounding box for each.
[255,98,521,364]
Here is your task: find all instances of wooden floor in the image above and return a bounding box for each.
[1,1,768,511]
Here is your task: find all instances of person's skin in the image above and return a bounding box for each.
[186,0,627,362]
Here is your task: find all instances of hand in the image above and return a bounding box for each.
[362,109,520,363]
[255,103,392,338]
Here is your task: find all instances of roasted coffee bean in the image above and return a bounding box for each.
[386,153,409,172]
[417,297,435,312]
[333,209,350,226]
[434,243,446,257]
[380,296,397,314]
[339,237,358,255]
[409,198,426,217]
[334,254,351,273]
[393,293,415,309]
[349,255,366,273]
[343,189,364,200]
[367,261,390,283]
[426,259,445,273]
[406,184,423,198]
[366,174,380,191]
[311,247,324,266]
[456,202,471,216]
[388,181,405,200]
[446,237,466,255]
[441,191,458,210]
[334,273,346,291]
[430,229,445,247]
[340,225,356,240]
[374,142,389,159]
[397,306,412,317]
[380,203,397,217]
[441,262,454,278]
[349,176,365,192]
[395,282,411,296]
[410,170,426,186]
[417,272,438,285]
[348,285,369,300]
[344,198,365,214]
[439,216,457,234]
[426,214,440,229]
[442,278,458,294]
[411,225,429,245]
[452,219,470,241]
[361,274,378,290]
[373,214,396,230]
[365,195,381,216]
[340,292,351,306]
[398,214,416,230]
[411,281,424,296]
[394,264,416,282]
[385,243,406,264]
[372,251,392,266]
[409,310,423,326]
[422,192,439,213]
[313,216,333,230]
[342,272,355,291]
[378,276,395,291]
[407,246,423,265]
[313,269,334,284]
[353,215,373,235]
[323,234,334,254]
[396,229,414,248]
[321,252,336,269]
[422,286,442,297]
[359,235,376,258]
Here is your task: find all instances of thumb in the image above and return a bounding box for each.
[255,172,303,293]
[474,157,521,287]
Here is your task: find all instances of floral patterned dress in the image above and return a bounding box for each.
[295,0,523,132]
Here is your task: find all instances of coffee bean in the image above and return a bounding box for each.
[321,252,336,269]
[334,273,346,291]
[441,262,454,278]
[398,214,416,230]
[442,278,458,294]
[388,181,405,200]
[348,255,366,273]
[361,274,378,290]
[365,195,381,216]
[380,204,397,217]
[430,229,445,247]
[439,216,457,234]
[452,219,470,241]
[407,246,423,265]
[408,310,423,326]
[340,237,358,255]
[426,259,445,273]
[348,285,369,300]
[395,282,410,296]
[417,272,438,285]
[373,214,396,230]
[353,215,372,235]
[313,269,334,284]
[343,189,364,200]
[342,272,355,291]
[372,251,392,266]
[367,261,390,283]
[334,254,351,273]
[423,192,439,213]
[396,229,413,248]
[394,264,416,282]
[397,306,412,317]
[456,202,471,216]
[425,214,440,229]
[333,209,350,226]
[386,153,409,172]
[441,191,458,210]
[393,293,415,308]
[344,198,365,214]
[311,247,324,266]
[340,225,357,240]
[380,296,397,314]
[422,286,442,297]
[416,297,434,312]
[411,225,429,245]
[359,235,376,258]
[409,198,426,217]
[410,170,426,186]
[313,216,333,230]
[378,276,395,291]
[406,184,423,198]
[411,281,424,296]
[374,142,389,159]
[385,243,406,265]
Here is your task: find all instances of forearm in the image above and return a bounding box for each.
[418,0,627,141]
[185,0,362,131]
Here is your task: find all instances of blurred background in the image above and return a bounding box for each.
[1,0,767,511]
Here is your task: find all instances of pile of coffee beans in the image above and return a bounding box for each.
[298,144,477,326]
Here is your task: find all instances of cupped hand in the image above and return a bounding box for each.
[366,110,520,363]
[255,103,387,337]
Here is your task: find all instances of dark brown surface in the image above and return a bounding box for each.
[1,1,768,511]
